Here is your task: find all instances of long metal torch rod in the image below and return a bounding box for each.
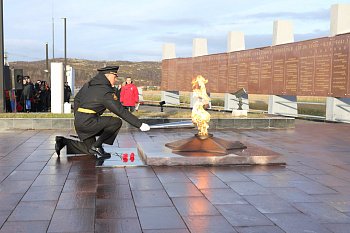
[149,120,194,129]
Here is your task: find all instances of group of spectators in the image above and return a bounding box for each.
[114,77,140,112]
[5,74,138,113]
[5,76,52,112]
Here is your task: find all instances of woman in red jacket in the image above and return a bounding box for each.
[120,77,139,112]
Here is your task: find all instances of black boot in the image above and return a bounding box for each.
[89,146,111,159]
[55,136,65,157]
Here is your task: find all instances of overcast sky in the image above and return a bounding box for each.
[3,0,349,62]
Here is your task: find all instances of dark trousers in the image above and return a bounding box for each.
[124,106,135,112]
[64,137,96,155]
[64,117,122,154]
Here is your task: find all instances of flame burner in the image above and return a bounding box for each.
[165,75,247,157]
[165,133,247,157]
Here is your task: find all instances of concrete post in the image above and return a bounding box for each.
[66,65,75,96]
[51,62,64,113]
[161,91,180,105]
[330,4,350,36]
[227,31,245,52]
[162,43,176,60]
[326,97,350,123]
[192,38,208,57]
[272,20,294,46]
[268,95,297,116]
[270,20,296,117]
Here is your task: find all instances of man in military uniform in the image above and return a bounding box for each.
[55,66,150,159]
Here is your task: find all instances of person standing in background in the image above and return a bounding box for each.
[64,82,72,103]
[21,77,33,112]
[120,77,138,112]
[114,81,125,101]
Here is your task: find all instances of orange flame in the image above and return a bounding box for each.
[191,75,211,136]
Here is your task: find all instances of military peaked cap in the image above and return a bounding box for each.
[97,66,119,73]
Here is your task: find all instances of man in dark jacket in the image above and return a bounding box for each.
[21,76,34,112]
[64,82,72,103]
[55,66,150,159]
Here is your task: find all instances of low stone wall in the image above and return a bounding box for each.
[0,117,294,130]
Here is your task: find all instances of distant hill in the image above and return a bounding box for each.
[9,59,161,87]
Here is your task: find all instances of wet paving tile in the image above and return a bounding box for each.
[290,180,338,195]
[323,223,350,233]
[0,193,24,211]
[96,198,137,219]
[244,195,299,214]
[133,189,173,207]
[129,177,164,190]
[270,187,319,203]
[0,210,11,227]
[188,176,229,189]
[0,180,33,193]
[0,221,50,233]
[216,204,274,227]
[201,188,248,205]
[183,215,237,233]
[315,194,350,212]
[6,170,40,181]
[62,178,97,193]
[48,209,95,232]
[143,229,190,233]
[32,174,67,186]
[97,171,129,185]
[156,172,191,183]
[40,165,72,175]
[304,174,350,187]
[126,167,157,178]
[8,201,57,221]
[22,185,62,201]
[56,192,96,209]
[181,167,215,177]
[266,213,333,233]
[293,202,350,223]
[96,184,132,199]
[234,226,285,233]
[137,206,186,230]
[227,181,271,195]
[209,167,251,182]
[172,197,220,216]
[95,218,142,233]
[162,182,203,197]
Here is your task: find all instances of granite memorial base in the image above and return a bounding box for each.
[136,136,286,166]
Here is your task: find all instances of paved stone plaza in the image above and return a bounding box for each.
[0,120,350,233]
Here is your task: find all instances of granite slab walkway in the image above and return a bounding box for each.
[0,120,349,233]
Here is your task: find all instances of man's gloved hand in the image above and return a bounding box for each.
[140,123,150,132]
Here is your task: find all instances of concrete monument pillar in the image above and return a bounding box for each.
[270,20,296,117]
[161,91,180,105]
[326,97,350,123]
[192,38,208,57]
[330,4,350,36]
[268,95,297,116]
[66,65,75,96]
[272,20,294,46]
[162,43,176,60]
[227,31,245,52]
[51,62,64,113]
